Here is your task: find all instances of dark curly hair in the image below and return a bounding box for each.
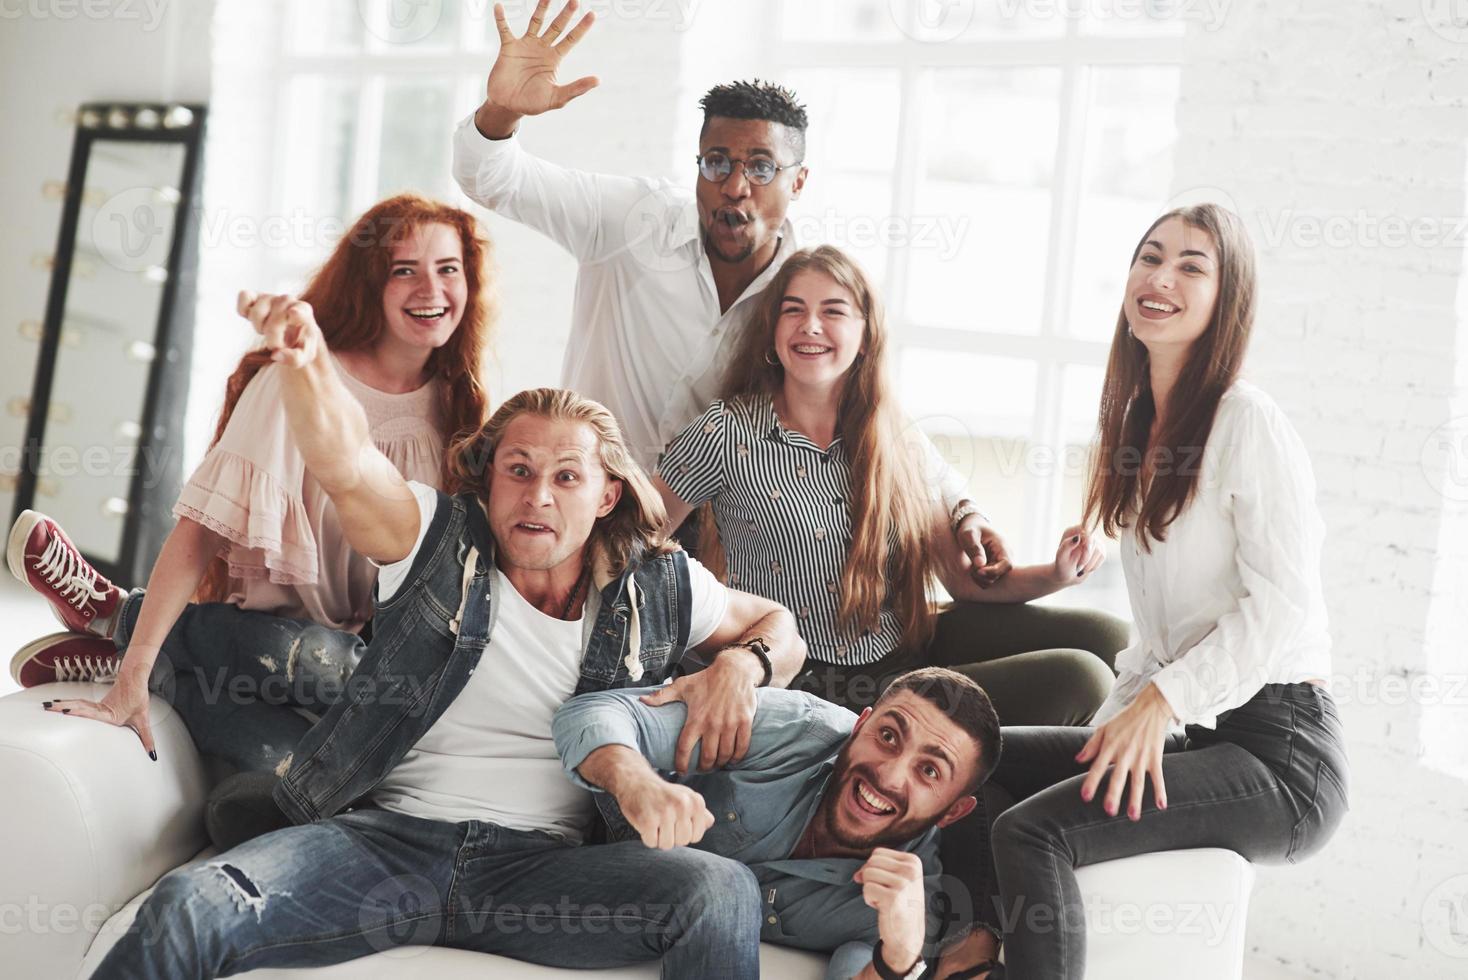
[882,668,1002,793]
[699,79,808,159]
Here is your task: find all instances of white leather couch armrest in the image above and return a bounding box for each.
[0,683,208,979]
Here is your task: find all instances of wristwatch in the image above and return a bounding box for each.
[950,500,991,535]
[725,637,773,688]
[871,939,925,980]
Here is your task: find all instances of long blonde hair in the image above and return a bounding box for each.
[447,388,674,576]
[718,245,935,652]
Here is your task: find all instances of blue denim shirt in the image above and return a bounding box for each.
[275,490,695,825]
[553,687,945,980]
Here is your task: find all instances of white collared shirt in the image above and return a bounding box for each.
[1092,381,1333,729]
[452,114,798,468]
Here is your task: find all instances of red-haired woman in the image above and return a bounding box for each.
[10,194,495,779]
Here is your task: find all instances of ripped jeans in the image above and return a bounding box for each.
[113,591,366,774]
[93,807,762,980]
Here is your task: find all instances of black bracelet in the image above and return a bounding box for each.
[726,637,773,687]
[871,939,924,980]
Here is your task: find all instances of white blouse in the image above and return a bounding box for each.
[1091,381,1332,729]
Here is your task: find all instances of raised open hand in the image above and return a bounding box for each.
[484,0,599,122]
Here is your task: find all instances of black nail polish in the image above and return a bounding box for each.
[42,701,53,708]
[61,708,71,714]
[149,750,158,762]
[1071,534,1080,543]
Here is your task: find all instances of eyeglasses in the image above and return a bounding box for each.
[695,151,802,186]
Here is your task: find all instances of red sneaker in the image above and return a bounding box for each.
[11,631,120,688]
[7,510,125,637]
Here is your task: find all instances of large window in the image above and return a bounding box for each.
[773,1,1184,616]
[270,0,494,280]
[208,0,1183,619]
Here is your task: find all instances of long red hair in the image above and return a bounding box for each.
[196,194,496,601]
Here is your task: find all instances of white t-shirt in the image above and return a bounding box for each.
[370,481,729,840]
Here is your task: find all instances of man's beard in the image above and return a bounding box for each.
[703,229,756,264]
[820,755,931,852]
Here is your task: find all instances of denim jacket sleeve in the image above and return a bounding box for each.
[553,686,854,789]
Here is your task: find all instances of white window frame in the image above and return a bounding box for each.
[769,17,1183,554]
[264,4,496,280]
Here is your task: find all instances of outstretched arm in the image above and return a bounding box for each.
[43,516,223,758]
[455,0,647,265]
[237,291,421,563]
[931,497,1104,604]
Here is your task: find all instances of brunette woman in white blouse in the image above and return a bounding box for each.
[968,204,1349,979]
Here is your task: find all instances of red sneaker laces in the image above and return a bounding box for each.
[33,534,110,612]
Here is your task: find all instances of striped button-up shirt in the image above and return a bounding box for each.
[658,394,961,666]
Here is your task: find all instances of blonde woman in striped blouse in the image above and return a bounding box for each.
[655,245,1116,726]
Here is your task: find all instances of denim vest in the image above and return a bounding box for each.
[274,490,694,825]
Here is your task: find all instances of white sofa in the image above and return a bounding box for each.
[1,684,1255,979]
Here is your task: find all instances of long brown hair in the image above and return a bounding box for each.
[1083,204,1256,548]
[446,388,675,576]
[717,245,935,652]
[197,194,496,600]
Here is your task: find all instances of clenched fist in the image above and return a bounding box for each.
[854,848,927,976]
[617,773,716,851]
[237,290,323,369]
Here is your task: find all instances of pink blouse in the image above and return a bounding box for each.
[172,357,446,633]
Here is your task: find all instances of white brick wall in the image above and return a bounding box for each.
[1172,0,1468,974]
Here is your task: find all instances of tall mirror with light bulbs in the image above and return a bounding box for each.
[14,102,206,587]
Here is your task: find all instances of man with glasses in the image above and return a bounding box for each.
[455,0,1005,574]
[455,1,810,471]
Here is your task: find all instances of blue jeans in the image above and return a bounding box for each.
[93,807,762,980]
[985,682,1349,980]
[114,590,366,773]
